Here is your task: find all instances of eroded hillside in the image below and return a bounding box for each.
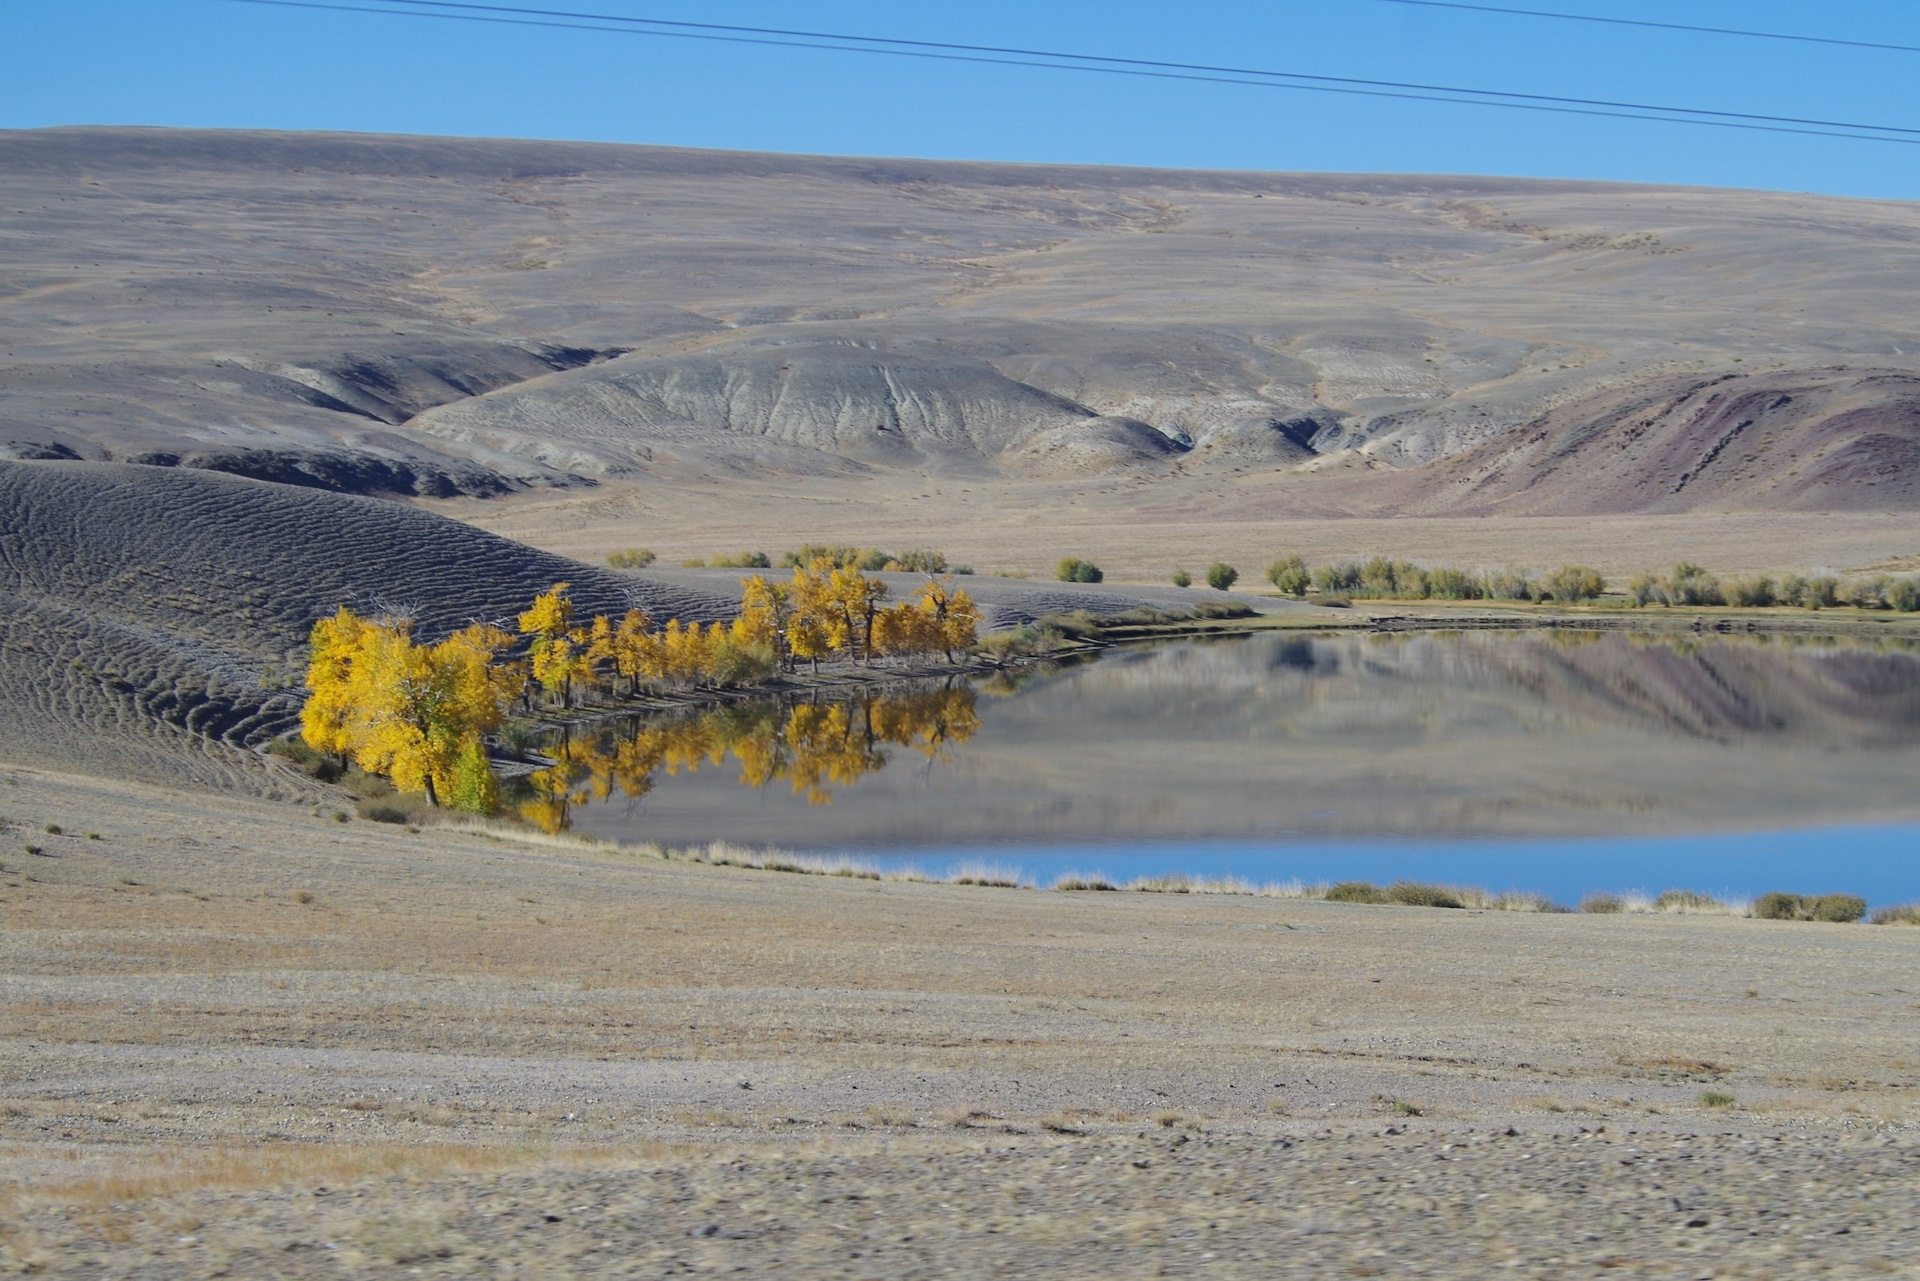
[6,127,1920,512]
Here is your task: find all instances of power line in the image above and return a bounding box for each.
[362,0,1920,138]
[219,0,1920,145]
[1370,0,1920,57]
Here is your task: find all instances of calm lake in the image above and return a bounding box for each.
[535,630,1920,905]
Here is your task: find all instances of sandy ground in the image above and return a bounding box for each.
[1,764,1916,1276]
[436,476,1920,582]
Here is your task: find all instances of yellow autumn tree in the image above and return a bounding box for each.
[519,582,587,707]
[300,609,517,812]
[915,575,981,661]
[301,605,375,761]
[607,608,661,691]
[827,562,890,665]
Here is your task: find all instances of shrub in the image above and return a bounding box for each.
[708,550,772,569]
[1324,881,1386,904]
[1652,889,1730,914]
[889,549,949,573]
[1541,565,1605,603]
[1776,573,1809,608]
[1171,568,1192,588]
[680,557,706,567]
[1385,880,1465,909]
[1267,557,1311,596]
[1359,556,1413,598]
[1890,578,1920,612]
[1626,572,1663,607]
[1753,892,1866,923]
[1725,575,1776,608]
[951,564,976,575]
[1205,562,1239,591]
[1313,562,1362,593]
[1847,576,1893,610]
[359,803,410,825]
[1869,903,1920,926]
[1057,557,1104,583]
[606,547,656,569]
[707,638,779,688]
[1804,575,1841,609]
[1425,567,1481,600]
[1484,566,1537,602]
[267,735,344,782]
[1579,892,1625,914]
[1667,563,1725,606]
[1700,1090,1735,1109]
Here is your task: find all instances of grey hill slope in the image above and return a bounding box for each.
[5,127,1920,510]
[0,460,732,791]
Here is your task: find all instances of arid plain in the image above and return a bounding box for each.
[2,127,1920,1276]
[3,765,1918,1277]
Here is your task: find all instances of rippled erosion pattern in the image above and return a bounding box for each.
[537,630,1920,848]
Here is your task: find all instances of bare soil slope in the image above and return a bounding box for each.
[8,127,1920,516]
[0,461,731,791]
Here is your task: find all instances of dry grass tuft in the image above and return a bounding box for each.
[950,861,1025,888]
[1053,872,1119,891]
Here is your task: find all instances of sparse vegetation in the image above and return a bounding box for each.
[1700,1090,1736,1108]
[1869,903,1920,926]
[776,545,949,573]
[606,547,656,569]
[706,550,772,568]
[1223,554,1920,612]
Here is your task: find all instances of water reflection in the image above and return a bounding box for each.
[520,684,981,833]
[546,630,1920,848]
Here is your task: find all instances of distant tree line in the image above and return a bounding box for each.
[664,545,974,574]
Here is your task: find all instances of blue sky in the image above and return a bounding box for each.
[8,1,1920,197]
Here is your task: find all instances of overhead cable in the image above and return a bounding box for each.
[219,0,1920,144]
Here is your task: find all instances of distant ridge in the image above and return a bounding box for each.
[5,126,1920,511]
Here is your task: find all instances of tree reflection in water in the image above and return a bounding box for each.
[516,684,982,833]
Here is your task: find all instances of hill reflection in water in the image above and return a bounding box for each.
[545,631,1920,847]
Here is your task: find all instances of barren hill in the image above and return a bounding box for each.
[6,127,1920,516]
[0,461,732,791]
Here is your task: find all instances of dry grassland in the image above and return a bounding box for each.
[443,476,1920,584]
[1,764,1917,1275]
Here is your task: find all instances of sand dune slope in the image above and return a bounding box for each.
[0,462,733,790]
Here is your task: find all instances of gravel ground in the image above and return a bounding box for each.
[1,764,1916,1277]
